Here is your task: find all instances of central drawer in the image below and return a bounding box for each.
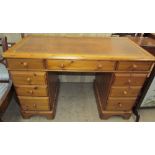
[15,85,48,97]
[18,96,50,111]
[46,60,116,71]
[10,71,47,85]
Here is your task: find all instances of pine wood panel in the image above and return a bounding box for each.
[112,73,147,86]
[110,86,141,97]
[15,85,48,97]
[7,59,45,70]
[10,71,47,85]
[3,35,155,120]
[3,36,155,61]
[94,82,132,119]
[95,73,114,110]
[117,61,152,71]
[107,97,136,111]
[46,60,116,71]
[18,96,50,111]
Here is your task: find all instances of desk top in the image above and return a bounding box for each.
[3,36,155,61]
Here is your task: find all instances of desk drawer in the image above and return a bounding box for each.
[46,60,116,71]
[7,59,45,70]
[107,97,136,111]
[117,61,152,71]
[10,71,47,85]
[110,86,141,97]
[15,85,48,97]
[112,73,147,86]
[19,96,50,111]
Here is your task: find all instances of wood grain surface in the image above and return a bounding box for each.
[3,36,155,61]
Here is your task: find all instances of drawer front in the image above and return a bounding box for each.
[10,71,47,85]
[107,97,136,111]
[113,73,147,86]
[110,86,141,97]
[7,59,45,70]
[117,61,152,71]
[15,85,48,97]
[18,96,50,111]
[46,60,116,71]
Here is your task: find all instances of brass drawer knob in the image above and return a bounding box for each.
[123,90,128,95]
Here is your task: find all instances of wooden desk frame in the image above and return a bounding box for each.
[3,36,155,120]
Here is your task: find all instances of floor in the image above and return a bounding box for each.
[2,83,155,122]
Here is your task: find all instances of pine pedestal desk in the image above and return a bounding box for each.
[3,36,155,120]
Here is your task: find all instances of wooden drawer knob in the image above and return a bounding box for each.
[60,64,65,68]
[132,64,137,69]
[97,64,103,69]
[23,106,27,110]
[23,62,28,67]
[28,90,33,94]
[33,104,37,108]
[123,90,128,95]
[128,79,131,83]
[27,77,31,82]
[118,103,122,107]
